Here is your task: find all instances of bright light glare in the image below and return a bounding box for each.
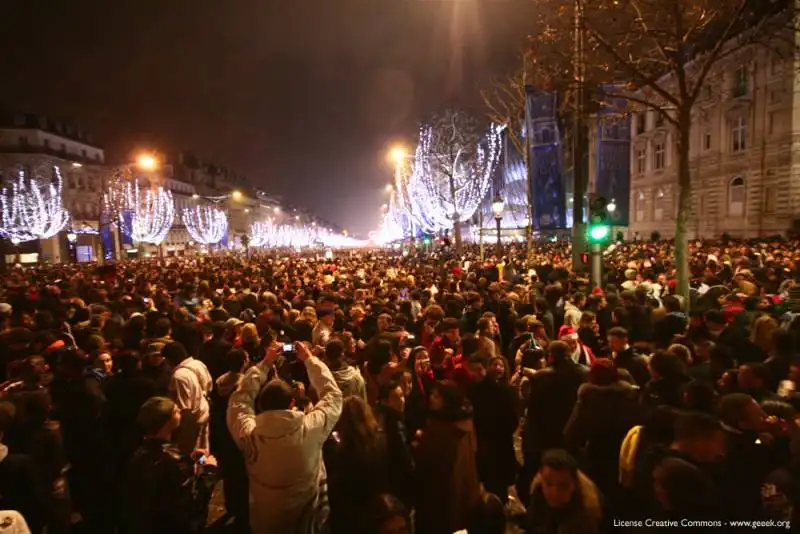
[590,225,610,241]
[137,154,158,171]
[231,190,243,201]
[389,146,406,164]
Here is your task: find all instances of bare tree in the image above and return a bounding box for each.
[525,0,796,301]
[408,109,502,252]
[482,61,536,260]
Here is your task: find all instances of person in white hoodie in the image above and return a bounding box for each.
[227,341,342,534]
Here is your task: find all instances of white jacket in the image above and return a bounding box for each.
[227,356,342,533]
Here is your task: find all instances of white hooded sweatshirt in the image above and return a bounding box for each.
[227,356,342,533]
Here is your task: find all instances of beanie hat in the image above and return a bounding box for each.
[559,325,578,341]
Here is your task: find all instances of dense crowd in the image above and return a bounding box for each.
[0,237,799,533]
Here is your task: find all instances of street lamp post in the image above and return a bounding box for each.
[492,193,504,257]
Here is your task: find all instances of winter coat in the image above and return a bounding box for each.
[468,378,518,491]
[414,416,481,534]
[564,381,643,494]
[523,360,588,457]
[125,437,214,534]
[227,357,342,533]
[0,444,47,534]
[373,404,416,507]
[330,365,367,401]
[526,470,603,534]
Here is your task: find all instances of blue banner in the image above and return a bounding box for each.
[121,210,133,247]
[526,89,567,229]
[100,212,114,261]
[594,93,631,226]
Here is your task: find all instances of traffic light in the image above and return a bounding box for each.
[588,194,611,244]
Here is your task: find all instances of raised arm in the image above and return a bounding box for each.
[227,345,281,462]
[298,343,342,446]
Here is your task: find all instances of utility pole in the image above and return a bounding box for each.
[523,54,535,263]
[572,0,589,271]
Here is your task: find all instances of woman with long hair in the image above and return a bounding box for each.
[414,380,481,534]
[326,397,389,534]
[405,347,434,438]
[239,323,263,363]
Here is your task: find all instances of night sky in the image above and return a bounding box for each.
[0,0,537,236]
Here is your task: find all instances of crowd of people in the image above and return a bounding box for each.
[0,236,799,533]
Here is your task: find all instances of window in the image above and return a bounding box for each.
[703,131,712,151]
[728,176,746,217]
[764,185,777,213]
[636,112,645,134]
[653,142,665,170]
[771,53,783,75]
[655,112,665,128]
[733,65,748,97]
[60,143,66,153]
[76,246,93,263]
[654,188,666,221]
[769,88,783,104]
[698,193,706,219]
[636,148,646,173]
[43,139,50,149]
[635,191,646,222]
[81,149,87,158]
[731,116,748,152]
[768,112,777,135]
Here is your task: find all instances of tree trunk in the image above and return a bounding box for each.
[675,109,692,307]
[449,174,462,253]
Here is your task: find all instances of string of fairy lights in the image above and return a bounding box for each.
[183,205,227,245]
[0,164,361,250]
[0,167,70,244]
[378,120,502,244]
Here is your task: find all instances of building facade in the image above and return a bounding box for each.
[628,44,799,239]
[0,115,328,263]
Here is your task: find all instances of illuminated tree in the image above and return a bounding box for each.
[0,166,70,243]
[124,180,175,244]
[526,0,796,300]
[407,109,502,251]
[183,205,227,245]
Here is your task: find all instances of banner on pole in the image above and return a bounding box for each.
[526,89,567,230]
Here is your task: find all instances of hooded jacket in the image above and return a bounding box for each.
[227,356,343,533]
[329,365,367,401]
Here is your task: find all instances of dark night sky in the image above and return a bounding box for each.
[0,0,537,236]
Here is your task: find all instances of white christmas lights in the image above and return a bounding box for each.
[123,180,175,244]
[183,205,227,244]
[0,167,70,243]
[406,120,502,233]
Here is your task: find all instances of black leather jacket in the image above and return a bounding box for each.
[125,437,213,534]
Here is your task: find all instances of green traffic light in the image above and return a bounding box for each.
[589,224,610,241]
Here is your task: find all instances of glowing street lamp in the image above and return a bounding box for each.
[192,194,199,199]
[231,190,243,201]
[385,184,394,193]
[389,146,406,165]
[273,206,281,214]
[137,154,158,171]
